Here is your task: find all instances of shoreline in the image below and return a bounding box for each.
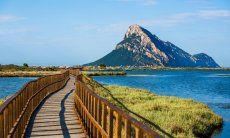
[0,71,61,77]
[86,76,223,137]
[83,67,230,71]
[0,68,229,77]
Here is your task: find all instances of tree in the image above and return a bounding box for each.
[23,63,29,68]
[99,64,106,69]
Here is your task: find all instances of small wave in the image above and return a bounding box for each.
[215,74,230,77]
[208,102,230,109]
[127,74,156,77]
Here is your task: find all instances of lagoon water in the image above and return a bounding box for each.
[0,71,229,137]
[94,70,230,138]
[0,77,36,99]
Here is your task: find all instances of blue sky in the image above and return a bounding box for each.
[0,0,230,67]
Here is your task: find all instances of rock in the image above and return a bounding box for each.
[85,24,220,67]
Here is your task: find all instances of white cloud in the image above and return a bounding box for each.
[140,10,230,27]
[114,0,156,6]
[138,13,194,28]
[74,23,131,33]
[0,15,25,23]
[74,9,230,33]
[74,24,99,31]
[186,0,210,4]
[198,10,230,19]
[0,28,32,35]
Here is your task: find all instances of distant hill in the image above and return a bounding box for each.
[85,24,220,67]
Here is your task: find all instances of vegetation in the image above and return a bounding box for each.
[23,63,29,68]
[99,64,106,69]
[0,99,3,106]
[0,64,64,77]
[83,71,126,76]
[0,71,61,77]
[89,81,223,137]
[0,64,61,72]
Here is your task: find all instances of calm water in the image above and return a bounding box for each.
[0,77,36,99]
[94,70,230,138]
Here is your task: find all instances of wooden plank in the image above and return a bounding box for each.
[135,127,143,138]
[0,113,4,138]
[4,107,8,138]
[108,107,113,138]
[115,113,122,138]
[24,76,86,138]
[125,119,131,138]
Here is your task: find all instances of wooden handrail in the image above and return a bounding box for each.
[74,71,160,138]
[0,71,70,138]
[0,68,161,138]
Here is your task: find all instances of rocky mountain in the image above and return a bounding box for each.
[86,24,220,67]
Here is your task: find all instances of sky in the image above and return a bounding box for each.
[0,0,230,67]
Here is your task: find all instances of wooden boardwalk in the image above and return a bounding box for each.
[0,70,159,138]
[25,76,86,138]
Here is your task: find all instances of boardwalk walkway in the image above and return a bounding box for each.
[25,76,86,138]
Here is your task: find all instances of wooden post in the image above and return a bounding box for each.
[12,100,16,126]
[0,113,4,138]
[135,127,143,138]
[108,107,113,138]
[15,98,18,123]
[90,95,93,136]
[102,103,107,132]
[87,92,90,135]
[125,119,131,138]
[93,97,97,137]
[115,113,122,138]
[97,99,102,138]
[4,107,9,138]
[8,103,12,131]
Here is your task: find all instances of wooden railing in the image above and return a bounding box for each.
[69,68,81,76]
[0,71,69,138]
[74,73,160,138]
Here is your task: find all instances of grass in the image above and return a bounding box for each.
[92,84,223,137]
[83,71,126,76]
[0,71,61,77]
[0,99,3,106]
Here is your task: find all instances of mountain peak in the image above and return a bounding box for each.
[124,24,145,39]
[85,25,220,67]
[193,53,219,67]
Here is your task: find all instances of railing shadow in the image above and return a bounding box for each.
[25,91,55,137]
[25,85,75,138]
[59,89,74,138]
[88,78,174,138]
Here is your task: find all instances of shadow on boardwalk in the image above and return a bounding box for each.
[59,90,74,138]
[25,77,85,138]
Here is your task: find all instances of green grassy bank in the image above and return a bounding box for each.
[0,71,61,77]
[0,100,3,105]
[92,84,223,137]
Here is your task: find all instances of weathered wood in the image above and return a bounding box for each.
[135,127,143,138]
[0,113,3,138]
[75,73,160,138]
[108,107,114,138]
[0,69,160,138]
[25,76,86,138]
[0,71,70,137]
[115,113,122,138]
[125,119,131,138]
